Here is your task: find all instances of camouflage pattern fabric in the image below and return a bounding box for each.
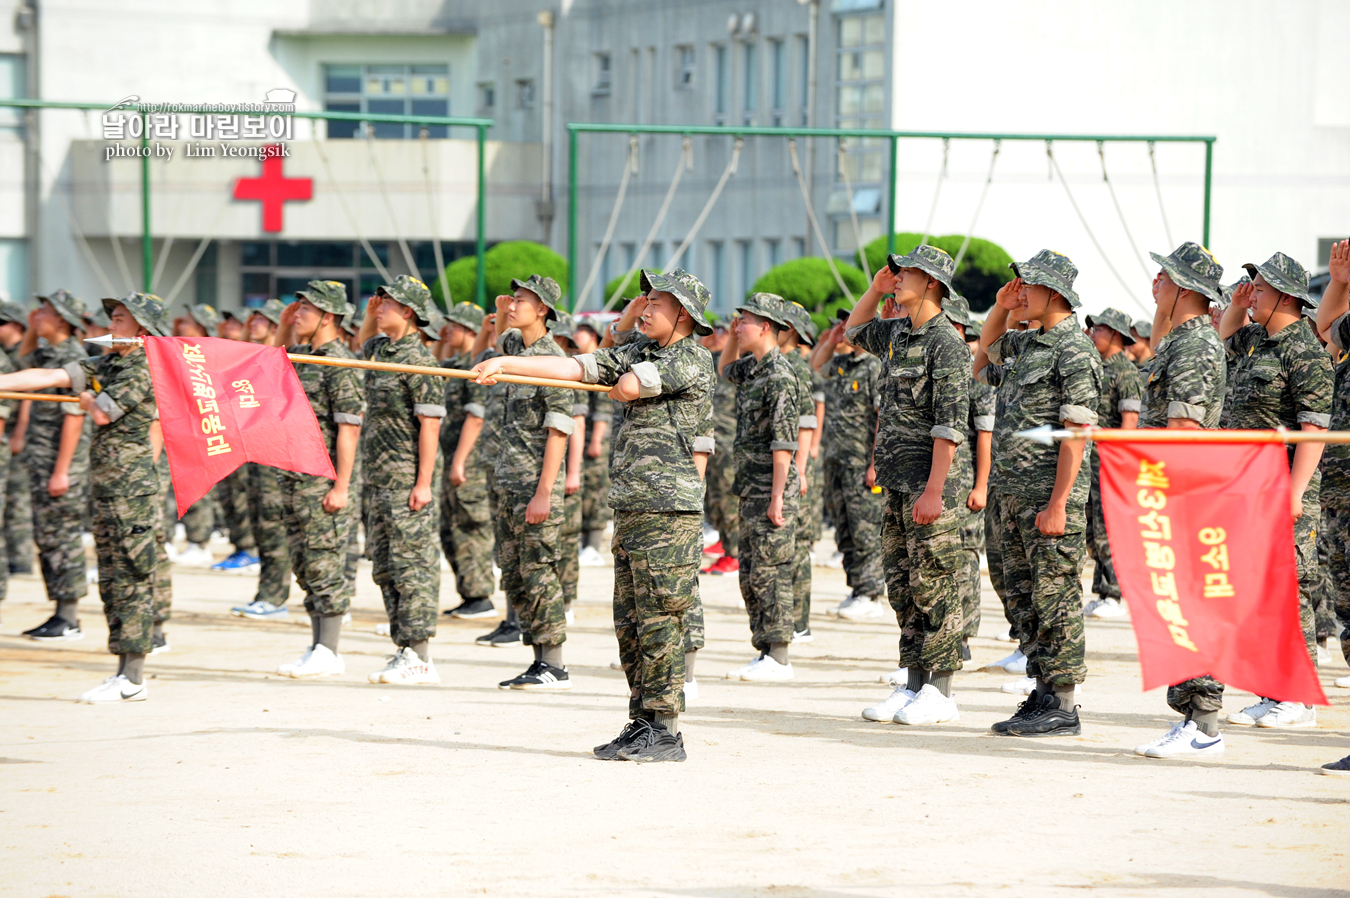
[883,490,966,672]
[498,488,566,646]
[705,350,739,555]
[821,350,884,596]
[739,493,799,651]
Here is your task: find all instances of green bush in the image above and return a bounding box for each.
[862,232,1015,313]
[750,257,869,334]
[604,269,661,307]
[429,241,569,309]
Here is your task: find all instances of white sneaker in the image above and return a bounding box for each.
[895,684,960,725]
[578,546,607,567]
[683,678,699,701]
[1001,676,1036,695]
[863,684,916,721]
[838,595,885,622]
[740,655,793,681]
[825,551,844,569]
[880,666,908,686]
[286,644,344,679]
[1088,597,1126,619]
[1136,720,1225,758]
[278,645,314,675]
[175,543,214,568]
[378,647,440,685]
[374,622,391,636]
[1336,675,1350,688]
[726,655,764,679]
[1256,701,1316,728]
[1316,643,1332,666]
[995,649,1027,675]
[1227,697,1277,726]
[78,674,147,703]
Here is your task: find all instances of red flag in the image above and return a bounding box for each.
[1099,442,1326,705]
[144,336,336,517]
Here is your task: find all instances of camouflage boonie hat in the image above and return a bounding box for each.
[188,303,220,331]
[250,298,286,326]
[445,301,485,332]
[1217,275,1250,310]
[296,279,354,317]
[1085,307,1136,345]
[888,244,956,294]
[0,300,27,326]
[38,289,86,330]
[1011,250,1081,309]
[640,268,714,336]
[1131,319,1152,340]
[418,305,447,341]
[783,301,817,346]
[378,274,436,326]
[736,292,791,330]
[548,312,578,342]
[509,274,562,320]
[83,306,111,329]
[943,292,973,328]
[1243,252,1313,306]
[1150,242,1224,304]
[104,292,169,337]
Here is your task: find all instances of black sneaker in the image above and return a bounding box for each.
[150,632,171,655]
[1003,691,1081,737]
[991,691,1047,735]
[594,719,653,760]
[617,721,686,762]
[23,615,83,642]
[474,620,522,648]
[446,597,496,620]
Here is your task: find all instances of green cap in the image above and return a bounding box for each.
[105,292,169,337]
[736,292,791,329]
[378,275,436,326]
[188,303,221,331]
[0,300,29,326]
[943,292,973,328]
[1085,307,1136,345]
[783,301,818,345]
[445,301,485,332]
[250,298,286,326]
[1011,250,1081,309]
[1149,242,1224,304]
[640,268,714,336]
[1131,319,1153,339]
[38,289,87,330]
[1243,252,1313,307]
[888,244,956,295]
[296,280,354,317]
[510,274,562,320]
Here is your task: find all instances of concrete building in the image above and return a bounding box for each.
[0,1,1346,318]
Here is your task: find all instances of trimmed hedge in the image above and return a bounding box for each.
[862,232,1014,313]
[429,241,569,309]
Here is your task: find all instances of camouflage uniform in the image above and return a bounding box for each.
[781,304,820,635]
[705,350,739,558]
[574,268,715,718]
[283,281,365,617]
[362,277,446,648]
[1,304,32,575]
[979,251,1102,687]
[820,349,885,599]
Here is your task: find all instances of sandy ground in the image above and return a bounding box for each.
[1,542,1348,898]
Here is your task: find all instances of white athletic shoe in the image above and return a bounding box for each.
[1316,643,1332,666]
[374,622,391,636]
[175,543,214,568]
[278,645,314,675]
[578,546,607,567]
[995,649,1027,675]
[1336,675,1350,688]
[1135,720,1225,759]
[880,666,908,686]
[725,655,764,679]
[1001,676,1036,695]
[1227,697,1277,726]
[683,678,699,701]
[1256,701,1316,728]
[78,674,147,704]
[374,647,439,685]
[838,596,885,622]
[740,655,793,681]
[863,684,916,721]
[895,684,960,725]
[286,644,344,679]
[825,551,844,569]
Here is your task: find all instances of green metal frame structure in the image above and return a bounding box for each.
[566,122,1216,305]
[0,99,495,306]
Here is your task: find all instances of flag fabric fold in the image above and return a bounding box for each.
[144,336,336,516]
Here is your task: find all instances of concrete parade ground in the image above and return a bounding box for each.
[1,545,1347,898]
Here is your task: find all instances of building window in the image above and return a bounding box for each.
[835,11,886,183]
[712,44,728,122]
[737,240,754,298]
[478,82,495,110]
[676,45,695,89]
[323,63,450,139]
[517,79,535,110]
[769,40,785,127]
[594,52,612,94]
[741,42,757,124]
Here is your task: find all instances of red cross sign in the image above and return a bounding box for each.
[232,146,313,233]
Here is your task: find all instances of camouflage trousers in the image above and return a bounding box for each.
[5,450,31,572]
[1086,459,1121,600]
[248,463,291,605]
[1167,675,1225,715]
[367,487,440,647]
[612,510,701,718]
[219,467,255,553]
[580,442,612,535]
[994,490,1088,686]
[1320,504,1350,666]
[739,493,798,651]
[959,506,985,642]
[438,464,495,601]
[29,466,88,603]
[497,487,567,647]
[280,474,356,617]
[883,489,966,673]
[705,446,739,557]
[791,457,816,634]
[560,487,583,611]
[92,494,164,655]
[823,459,885,598]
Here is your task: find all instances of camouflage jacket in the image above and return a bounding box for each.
[288,337,365,479]
[981,315,1102,495]
[22,337,90,472]
[1139,316,1225,430]
[67,348,159,498]
[724,347,806,500]
[708,350,738,451]
[361,332,446,491]
[578,333,713,513]
[1097,349,1145,430]
[1224,319,1333,467]
[494,329,575,497]
[821,350,881,469]
[848,313,970,496]
[954,378,997,490]
[1322,313,1350,503]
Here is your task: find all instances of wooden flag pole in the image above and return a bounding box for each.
[1019,425,1350,445]
[0,390,80,404]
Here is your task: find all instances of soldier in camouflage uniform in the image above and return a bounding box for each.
[0,292,170,701]
[1218,253,1332,729]
[1129,242,1231,758]
[547,314,592,619]
[477,268,716,762]
[845,246,971,725]
[0,301,32,579]
[171,304,222,566]
[17,290,90,641]
[1082,307,1144,620]
[779,301,821,641]
[357,275,446,685]
[719,292,805,682]
[1315,238,1350,691]
[701,319,740,574]
[976,249,1102,737]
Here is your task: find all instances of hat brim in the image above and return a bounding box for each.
[647,272,713,335]
[1244,262,1313,306]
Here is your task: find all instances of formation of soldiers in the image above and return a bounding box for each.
[2,236,1348,774]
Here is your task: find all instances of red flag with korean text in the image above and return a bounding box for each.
[1099,442,1325,705]
[144,336,336,517]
